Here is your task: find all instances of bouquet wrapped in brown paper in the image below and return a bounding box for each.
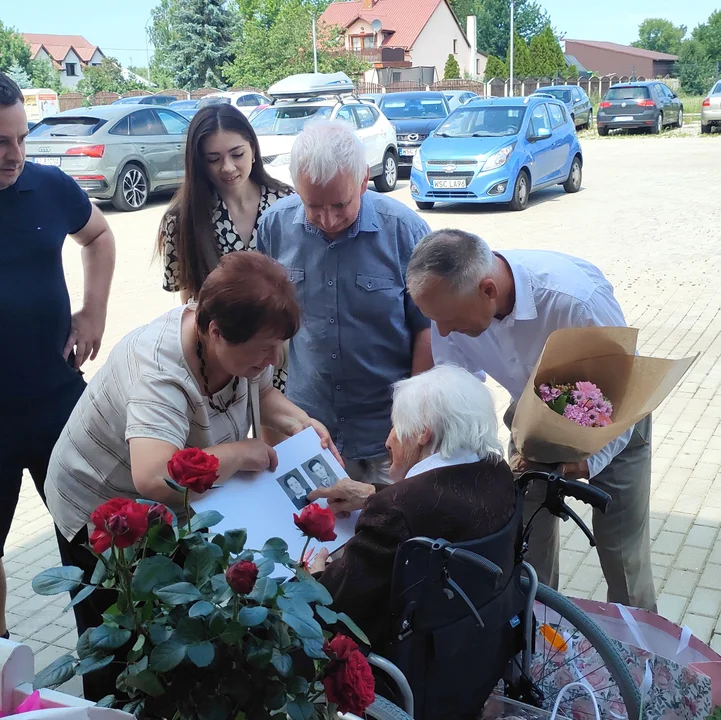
[511,327,697,465]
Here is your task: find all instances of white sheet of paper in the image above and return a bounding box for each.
[190,428,359,574]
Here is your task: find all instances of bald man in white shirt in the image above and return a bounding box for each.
[406,228,655,612]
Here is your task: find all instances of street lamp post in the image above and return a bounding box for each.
[509,0,514,97]
[311,14,319,73]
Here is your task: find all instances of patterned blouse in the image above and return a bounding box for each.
[160,184,294,391]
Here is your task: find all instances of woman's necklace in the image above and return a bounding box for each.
[196,337,240,413]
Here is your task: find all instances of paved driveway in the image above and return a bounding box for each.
[9,136,721,693]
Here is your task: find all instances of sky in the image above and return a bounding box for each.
[1,0,719,69]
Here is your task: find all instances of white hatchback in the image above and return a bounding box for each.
[251,97,398,192]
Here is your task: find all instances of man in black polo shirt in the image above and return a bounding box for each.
[0,73,115,638]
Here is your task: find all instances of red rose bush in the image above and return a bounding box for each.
[31,448,375,720]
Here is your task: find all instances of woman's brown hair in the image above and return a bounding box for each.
[158,103,291,298]
[196,252,301,345]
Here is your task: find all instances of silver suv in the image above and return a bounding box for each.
[25,105,189,211]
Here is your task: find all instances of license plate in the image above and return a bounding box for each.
[432,178,467,189]
[613,116,634,122]
[33,156,61,166]
[399,147,417,156]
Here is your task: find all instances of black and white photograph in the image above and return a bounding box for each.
[302,455,339,489]
[277,470,313,510]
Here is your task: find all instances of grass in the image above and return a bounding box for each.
[678,95,704,116]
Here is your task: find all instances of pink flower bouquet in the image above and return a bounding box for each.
[537,381,613,428]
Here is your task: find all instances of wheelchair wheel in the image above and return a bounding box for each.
[351,695,414,720]
[520,578,641,719]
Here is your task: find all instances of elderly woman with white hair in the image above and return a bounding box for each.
[309,364,516,647]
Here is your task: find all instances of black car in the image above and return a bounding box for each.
[378,92,450,167]
[596,81,683,136]
[533,85,592,130]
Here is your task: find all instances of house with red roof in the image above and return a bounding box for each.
[22,34,105,90]
[562,39,678,79]
[319,0,486,84]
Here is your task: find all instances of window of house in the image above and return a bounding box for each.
[363,35,375,48]
[65,62,77,76]
[453,39,457,53]
[351,36,362,50]
[351,35,375,50]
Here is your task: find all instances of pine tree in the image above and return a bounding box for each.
[677,40,714,95]
[506,31,532,78]
[7,62,31,89]
[443,54,461,79]
[484,55,507,80]
[529,25,566,79]
[166,0,233,90]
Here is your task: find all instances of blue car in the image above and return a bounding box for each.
[410,95,583,211]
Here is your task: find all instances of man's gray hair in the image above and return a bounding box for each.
[391,364,503,461]
[290,118,368,187]
[407,229,495,296]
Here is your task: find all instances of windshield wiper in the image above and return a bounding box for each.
[435,132,453,137]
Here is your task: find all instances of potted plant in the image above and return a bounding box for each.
[32,449,375,720]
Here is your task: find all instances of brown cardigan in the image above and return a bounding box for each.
[318,458,516,648]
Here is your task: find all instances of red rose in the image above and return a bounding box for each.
[293,503,337,542]
[147,503,173,525]
[226,560,259,595]
[89,498,150,553]
[322,634,375,715]
[167,448,219,494]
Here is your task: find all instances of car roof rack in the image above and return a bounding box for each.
[268,72,356,103]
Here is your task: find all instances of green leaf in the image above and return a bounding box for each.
[212,533,226,554]
[33,654,76,689]
[287,698,315,720]
[189,600,215,618]
[190,510,224,531]
[154,581,202,605]
[256,556,275,578]
[106,610,136,631]
[164,476,184,492]
[148,622,173,645]
[271,649,293,676]
[127,635,146,663]
[129,669,165,697]
[147,522,178,554]
[261,537,291,563]
[209,610,228,637]
[278,596,323,639]
[248,577,278,605]
[175,616,204,644]
[150,640,187,672]
[220,620,246,645]
[76,628,94,659]
[336,612,370,646]
[64,584,95,612]
[301,636,327,659]
[224,529,247,554]
[122,699,144,716]
[76,653,115,676]
[131,556,183,598]
[315,605,338,625]
[185,543,223,585]
[237,605,269,627]
[91,558,108,585]
[246,641,273,668]
[287,675,309,695]
[96,695,116,708]
[90,625,132,650]
[32,566,84,595]
[283,572,333,606]
[187,640,215,667]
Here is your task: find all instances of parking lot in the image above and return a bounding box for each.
[9,135,721,692]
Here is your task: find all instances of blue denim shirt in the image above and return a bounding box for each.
[256,192,431,460]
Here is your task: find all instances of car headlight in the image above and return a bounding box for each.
[483,143,516,172]
[412,151,423,171]
[267,153,291,167]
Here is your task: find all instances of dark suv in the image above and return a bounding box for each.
[596,81,683,135]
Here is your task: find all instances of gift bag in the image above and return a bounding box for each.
[2,709,133,719]
[572,598,721,720]
[511,327,697,464]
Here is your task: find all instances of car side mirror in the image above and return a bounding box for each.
[530,127,552,142]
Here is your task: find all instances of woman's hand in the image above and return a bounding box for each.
[282,416,343,467]
[235,438,279,473]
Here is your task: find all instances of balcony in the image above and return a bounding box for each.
[344,46,408,66]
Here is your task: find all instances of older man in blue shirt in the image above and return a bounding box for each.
[257,120,432,484]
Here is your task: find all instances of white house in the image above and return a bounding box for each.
[320,0,486,84]
[22,34,105,89]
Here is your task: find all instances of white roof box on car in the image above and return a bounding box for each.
[268,72,355,100]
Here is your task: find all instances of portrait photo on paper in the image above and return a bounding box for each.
[277,470,313,510]
[302,455,339,489]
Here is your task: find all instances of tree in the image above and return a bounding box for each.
[472,0,550,59]
[149,0,182,88]
[632,18,686,56]
[484,54,507,80]
[0,21,31,73]
[76,57,142,97]
[164,0,233,89]
[677,39,714,94]
[128,66,151,82]
[7,62,30,89]
[529,24,566,78]
[506,30,532,78]
[28,57,62,92]
[444,53,461,79]
[693,10,721,62]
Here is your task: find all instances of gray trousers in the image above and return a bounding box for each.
[505,405,656,611]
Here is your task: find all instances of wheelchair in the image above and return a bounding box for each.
[357,471,643,720]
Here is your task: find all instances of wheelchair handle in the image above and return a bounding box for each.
[517,470,611,512]
[446,547,504,587]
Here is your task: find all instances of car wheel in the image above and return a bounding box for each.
[374,150,398,192]
[597,125,609,136]
[415,201,434,210]
[676,109,684,129]
[509,170,530,211]
[563,156,582,194]
[112,164,149,212]
[701,123,711,134]
[651,113,663,135]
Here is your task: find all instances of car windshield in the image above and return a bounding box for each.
[605,86,650,101]
[542,88,572,103]
[250,105,333,135]
[713,82,721,95]
[28,116,105,137]
[435,106,526,137]
[380,98,446,119]
[114,97,143,104]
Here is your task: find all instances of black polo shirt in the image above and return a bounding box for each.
[0,162,91,451]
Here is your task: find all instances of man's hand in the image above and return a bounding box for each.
[63,307,107,368]
[559,460,590,480]
[236,438,279,473]
[307,478,375,517]
[308,547,330,574]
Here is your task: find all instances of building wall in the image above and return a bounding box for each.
[409,3,478,80]
[563,42,655,78]
[59,49,84,89]
[89,49,104,66]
